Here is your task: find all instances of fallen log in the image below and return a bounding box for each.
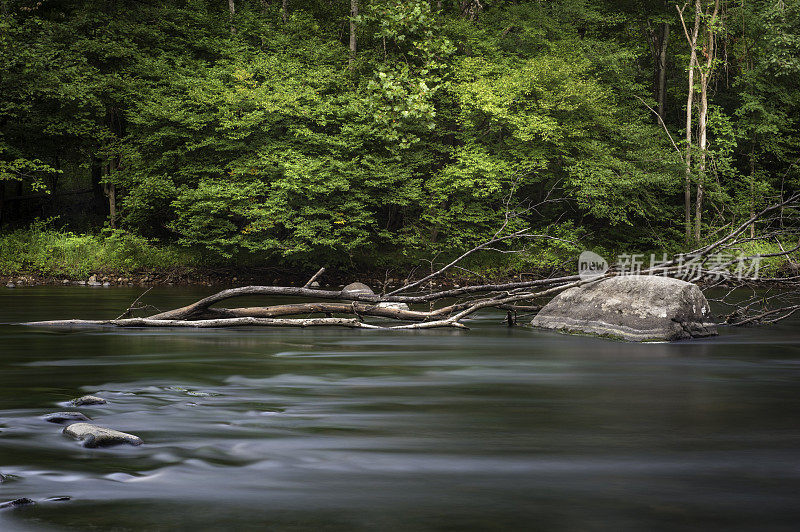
[199,302,432,321]
[23,316,469,330]
[24,317,378,328]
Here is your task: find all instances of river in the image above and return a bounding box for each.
[1,286,799,531]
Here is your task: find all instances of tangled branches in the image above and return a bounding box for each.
[23,194,800,331]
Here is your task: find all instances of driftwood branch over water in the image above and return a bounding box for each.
[23,194,800,331]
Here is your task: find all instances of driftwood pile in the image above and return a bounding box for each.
[24,194,800,331]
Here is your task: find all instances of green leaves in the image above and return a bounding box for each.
[2,0,798,270]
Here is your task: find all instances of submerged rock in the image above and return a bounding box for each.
[376,301,410,311]
[0,498,34,510]
[531,275,717,342]
[63,423,143,448]
[43,496,71,502]
[70,395,107,406]
[342,282,374,296]
[42,412,91,424]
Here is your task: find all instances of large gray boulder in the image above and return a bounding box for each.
[531,275,717,342]
[63,423,143,448]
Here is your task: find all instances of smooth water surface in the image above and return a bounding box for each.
[1,286,800,531]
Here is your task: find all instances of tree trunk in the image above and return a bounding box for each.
[656,22,670,122]
[349,0,358,69]
[693,0,720,243]
[281,0,287,23]
[228,0,236,34]
[102,163,117,230]
[107,183,117,229]
[695,74,708,243]
[750,146,756,238]
[678,1,702,244]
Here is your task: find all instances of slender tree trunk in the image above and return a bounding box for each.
[103,106,125,230]
[349,0,358,68]
[678,1,702,244]
[281,0,287,23]
[695,86,707,242]
[750,146,756,238]
[656,22,670,122]
[694,0,720,242]
[102,163,117,229]
[228,0,236,34]
[107,183,117,229]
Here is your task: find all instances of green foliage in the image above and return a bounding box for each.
[0,0,798,273]
[0,221,195,277]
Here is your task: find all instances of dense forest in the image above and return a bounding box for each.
[1,0,799,274]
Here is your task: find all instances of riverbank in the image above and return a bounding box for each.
[0,226,564,289]
[3,227,796,290]
[1,267,548,291]
[1,269,424,289]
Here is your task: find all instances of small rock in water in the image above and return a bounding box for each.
[0,473,7,483]
[376,302,410,310]
[0,498,35,510]
[42,412,91,424]
[63,423,143,448]
[70,395,107,406]
[309,281,320,288]
[5,282,15,288]
[342,282,374,296]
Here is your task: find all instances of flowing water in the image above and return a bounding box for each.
[1,286,800,531]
